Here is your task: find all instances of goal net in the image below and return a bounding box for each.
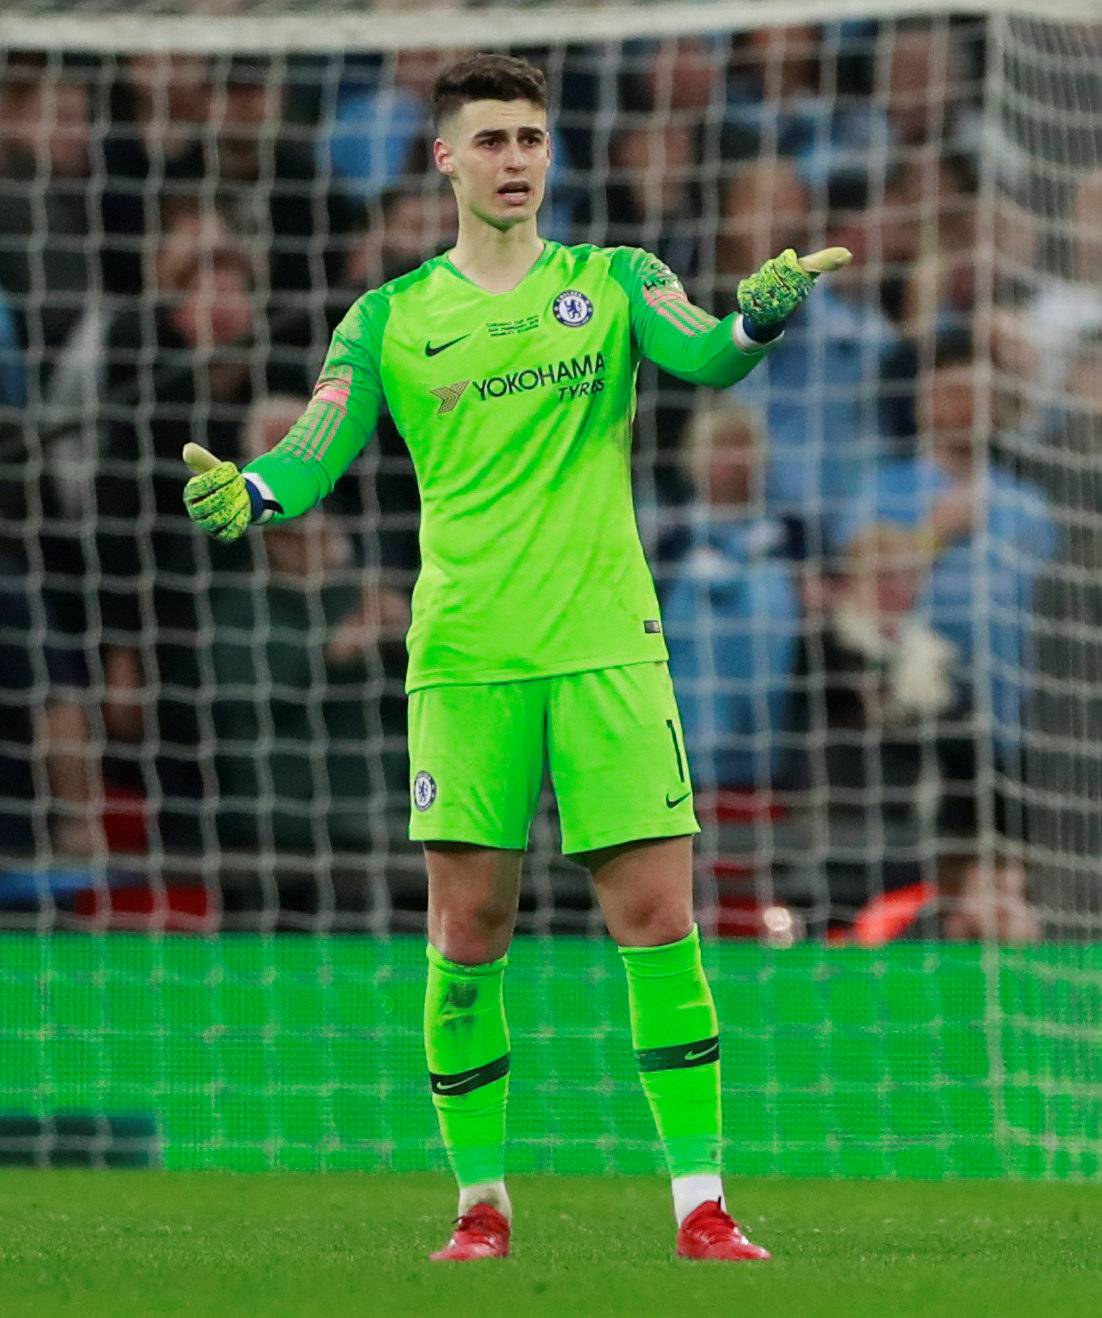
[0,0,1098,1179]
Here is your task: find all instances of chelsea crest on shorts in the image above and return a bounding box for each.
[413,771,437,811]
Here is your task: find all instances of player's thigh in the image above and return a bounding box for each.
[424,843,524,963]
[582,835,695,947]
[407,680,546,849]
[547,662,699,855]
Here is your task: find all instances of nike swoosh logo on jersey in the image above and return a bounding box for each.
[666,790,691,809]
[425,334,471,357]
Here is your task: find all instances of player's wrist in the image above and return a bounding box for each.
[733,314,784,352]
[244,473,282,524]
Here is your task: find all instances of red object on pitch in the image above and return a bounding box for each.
[676,1200,771,1261]
[430,1204,511,1261]
[849,881,937,946]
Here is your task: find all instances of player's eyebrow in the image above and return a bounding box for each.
[472,125,546,144]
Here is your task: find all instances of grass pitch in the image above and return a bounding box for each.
[2,1172,1099,1316]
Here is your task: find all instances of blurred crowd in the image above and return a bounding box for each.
[0,17,1099,939]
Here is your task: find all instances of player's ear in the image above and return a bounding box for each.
[433,137,454,176]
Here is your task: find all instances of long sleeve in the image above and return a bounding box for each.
[245,290,390,520]
[609,246,771,389]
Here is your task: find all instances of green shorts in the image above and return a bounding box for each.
[407,661,698,854]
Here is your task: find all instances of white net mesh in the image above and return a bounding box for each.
[0,3,1099,1177]
[987,15,1102,935]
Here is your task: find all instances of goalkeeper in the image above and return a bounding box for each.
[183,53,848,1263]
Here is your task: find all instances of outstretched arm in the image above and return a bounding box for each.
[243,323,383,521]
[182,293,389,541]
[609,246,851,390]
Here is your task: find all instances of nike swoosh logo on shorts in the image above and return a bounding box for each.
[666,791,691,808]
[424,334,471,357]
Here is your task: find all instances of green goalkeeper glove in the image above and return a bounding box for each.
[182,442,254,543]
[737,246,852,343]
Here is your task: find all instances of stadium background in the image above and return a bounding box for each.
[0,0,1099,1184]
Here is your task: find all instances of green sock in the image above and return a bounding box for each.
[618,924,722,1178]
[423,943,510,1189]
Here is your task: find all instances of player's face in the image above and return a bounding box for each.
[434,99,550,231]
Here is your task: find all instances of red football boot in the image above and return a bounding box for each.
[430,1203,511,1261]
[676,1199,771,1261]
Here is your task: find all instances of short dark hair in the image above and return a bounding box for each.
[432,53,546,129]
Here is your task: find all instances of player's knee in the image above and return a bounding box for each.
[431,897,514,964]
[611,896,692,949]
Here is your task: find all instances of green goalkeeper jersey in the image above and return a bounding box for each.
[245,241,770,692]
